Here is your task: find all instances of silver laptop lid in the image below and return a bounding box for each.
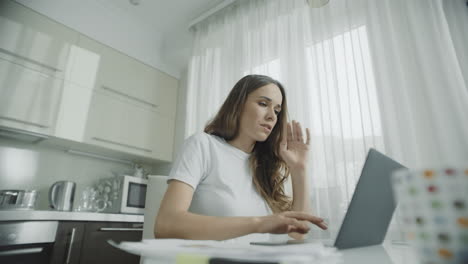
[334,148,406,249]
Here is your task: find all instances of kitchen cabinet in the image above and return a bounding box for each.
[0,0,179,163]
[0,0,76,136]
[0,0,77,78]
[54,81,94,142]
[79,222,142,264]
[0,58,63,135]
[75,35,178,119]
[76,34,178,162]
[84,89,174,162]
[51,221,142,264]
[50,222,85,264]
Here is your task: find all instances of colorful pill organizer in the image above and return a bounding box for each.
[392,168,468,264]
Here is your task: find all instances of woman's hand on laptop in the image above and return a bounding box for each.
[255,211,328,235]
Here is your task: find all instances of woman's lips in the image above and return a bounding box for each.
[260,124,272,132]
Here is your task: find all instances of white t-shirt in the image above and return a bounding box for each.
[168,132,273,242]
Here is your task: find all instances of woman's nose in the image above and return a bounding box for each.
[266,108,276,121]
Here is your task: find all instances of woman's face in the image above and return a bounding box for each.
[238,83,283,143]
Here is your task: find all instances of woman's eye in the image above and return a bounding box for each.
[275,110,280,115]
[259,102,267,107]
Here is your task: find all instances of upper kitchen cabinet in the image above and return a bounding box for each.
[76,35,178,119]
[73,35,178,162]
[0,0,179,163]
[85,89,175,162]
[0,58,62,135]
[0,0,78,78]
[0,0,77,136]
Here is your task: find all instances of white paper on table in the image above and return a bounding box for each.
[110,239,342,264]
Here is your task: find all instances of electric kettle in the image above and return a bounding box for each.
[49,181,76,211]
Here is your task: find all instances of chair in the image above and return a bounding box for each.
[142,175,168,239]
[140,175,168,264]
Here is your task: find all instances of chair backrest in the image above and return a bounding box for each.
[142,175,168,239]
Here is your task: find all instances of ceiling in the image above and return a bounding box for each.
[100,0,227,75]
[106,0,225,34]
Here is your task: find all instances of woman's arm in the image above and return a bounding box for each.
[280,121,312,213]
[290,167,310,213]
[155,180,325,240]
[280,121,322,239]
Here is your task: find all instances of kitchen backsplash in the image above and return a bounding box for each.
[0,137,171,211]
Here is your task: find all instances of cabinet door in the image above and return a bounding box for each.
[50,222,85,264]
[0,58,62,135]
[75,36,153,104]
[0,0,77,76]
[54,81,93,141]
[76,34,178,116]
[80,222,142,264]
[85,90,175,161]
[152,71,178,119]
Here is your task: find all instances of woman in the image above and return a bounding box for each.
[155,74,327,242]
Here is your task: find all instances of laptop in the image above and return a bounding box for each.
[251,148,406,249]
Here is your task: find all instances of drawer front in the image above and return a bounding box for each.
[79,222,142,264]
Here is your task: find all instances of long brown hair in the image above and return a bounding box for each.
[204,75,292,212]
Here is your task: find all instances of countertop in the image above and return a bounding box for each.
[0,210,144,223]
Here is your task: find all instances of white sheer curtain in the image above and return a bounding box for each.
[443,0,468,90]
[185,0,468,240]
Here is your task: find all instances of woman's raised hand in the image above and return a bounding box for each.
[279,120,310,171]
[255,211,327,235]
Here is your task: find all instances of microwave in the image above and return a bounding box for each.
[104,175,148,215]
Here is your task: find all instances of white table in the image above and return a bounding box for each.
[340,243,418,264]
[134,240,419,264]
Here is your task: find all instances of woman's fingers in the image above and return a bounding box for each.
[286,218,310,233]
[286,120,309,144]
[315,221,328,230]
[287,122,294,142]
[294,121,304,143]
[280,123,288,150]
[283,211,323,222]
[283,211,328,230]
[288,226,309,234]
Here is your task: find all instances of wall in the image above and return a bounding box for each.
[0,137,140,210]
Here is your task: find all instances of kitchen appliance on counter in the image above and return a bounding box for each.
[0,190,38,210]
[49,181,75,211]
[0,221,58,264]
[98,175,147,215]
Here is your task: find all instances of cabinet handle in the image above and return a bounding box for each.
[0,247,43,256]
[92,137,152,153]
[0,47,61,72]
[0,115,50,128]
[65,228,76,264]
[98,227,144,232]
[101,85,159,109]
